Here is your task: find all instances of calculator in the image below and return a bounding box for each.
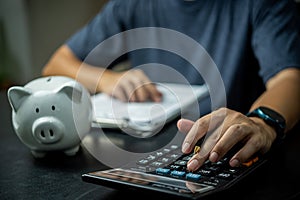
[81,141,267,199]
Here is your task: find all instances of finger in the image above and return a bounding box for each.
[229,136,265,167]
[144,83,162,102]
[204,108,228,136]
[112,86,127,102]
[121,82,136,102]
[197,108,230,157]
[133,69,162,102]
[185,108,230,170]
[112,71,136,102]
[128,70,152,102]
[183,108,227,155]
[187,153,208,171]
[208,123,249,163]
[120,74,140,102]
[186,122,245,171]
[177,118,195,134]
[181,116,210,154]
[133,83,151,102]
[196,124,224,160]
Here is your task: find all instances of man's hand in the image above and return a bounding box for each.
[99,69,162,102]
[177,107,277,171]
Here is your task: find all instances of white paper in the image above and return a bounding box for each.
[91,83,208,134]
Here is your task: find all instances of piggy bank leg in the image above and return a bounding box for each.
[31,150,46,158]
[64,145,80,156]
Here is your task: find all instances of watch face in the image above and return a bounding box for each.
[247,106,286,140]
[259,107,285,123]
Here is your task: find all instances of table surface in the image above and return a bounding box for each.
[1,90,299,200]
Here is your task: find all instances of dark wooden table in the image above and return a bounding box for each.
[1,90,299,200]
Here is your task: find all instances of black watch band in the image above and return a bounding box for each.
[246,106,286,142]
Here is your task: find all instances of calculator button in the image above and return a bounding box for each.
[156,168,171,175]
[146,155,156,161]
[186,173,202,181]
[216,172,232,180]
[170,170,186,178]
[242,156,259,167]
[137,159,149,166]
[168,164,181,170]
[167,153,181,159]
[150,161,164,168]
[163,148,171,153]
[170,145,179,150]
[174,160,187,166]
[198,169,213,177]
[225,168,241,175]
[182,155,192,161]
[155,152,164,157]
[205,166,220,173]
[158,157,172,163]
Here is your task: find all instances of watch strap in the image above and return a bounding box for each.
[246,106,286,142]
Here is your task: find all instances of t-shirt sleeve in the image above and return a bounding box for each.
[66,0,125,62]
[251,0,300,83]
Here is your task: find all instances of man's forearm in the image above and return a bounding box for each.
[42,45,106,94]
[249,68,300,133]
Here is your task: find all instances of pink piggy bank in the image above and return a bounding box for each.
[7,76,93,158]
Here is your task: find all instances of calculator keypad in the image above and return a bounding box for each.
[135,144,259,187]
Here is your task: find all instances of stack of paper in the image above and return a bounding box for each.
[91,83,208,137]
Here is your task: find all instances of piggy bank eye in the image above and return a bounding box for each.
[51,105,55,111]
[35,108,40,113]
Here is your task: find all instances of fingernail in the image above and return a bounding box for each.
[177,120,182,128]
[230,159,240,167]
[209,152,219,162]
[182,142,190,153]
[187,159,199,171]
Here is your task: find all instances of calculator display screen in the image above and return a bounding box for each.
[88,168,214,195]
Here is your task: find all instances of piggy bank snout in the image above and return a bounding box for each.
[32,117,64,144]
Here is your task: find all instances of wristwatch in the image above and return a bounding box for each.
[246,106,286,141]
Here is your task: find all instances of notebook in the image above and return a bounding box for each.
[91,83,209,138]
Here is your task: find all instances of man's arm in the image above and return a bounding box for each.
[178,68,300,170]
[42,45,106,94]
[250,68,300,132]
[42,45,162,102]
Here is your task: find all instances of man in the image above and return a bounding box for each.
[42,0,300,171]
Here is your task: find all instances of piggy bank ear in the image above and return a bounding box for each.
[7,86,32,112]
[57,82,83,103]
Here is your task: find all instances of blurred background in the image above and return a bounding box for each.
[0,0,108,90]
[0,0,299,90]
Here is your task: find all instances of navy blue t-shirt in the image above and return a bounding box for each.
[66,0,300,115]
